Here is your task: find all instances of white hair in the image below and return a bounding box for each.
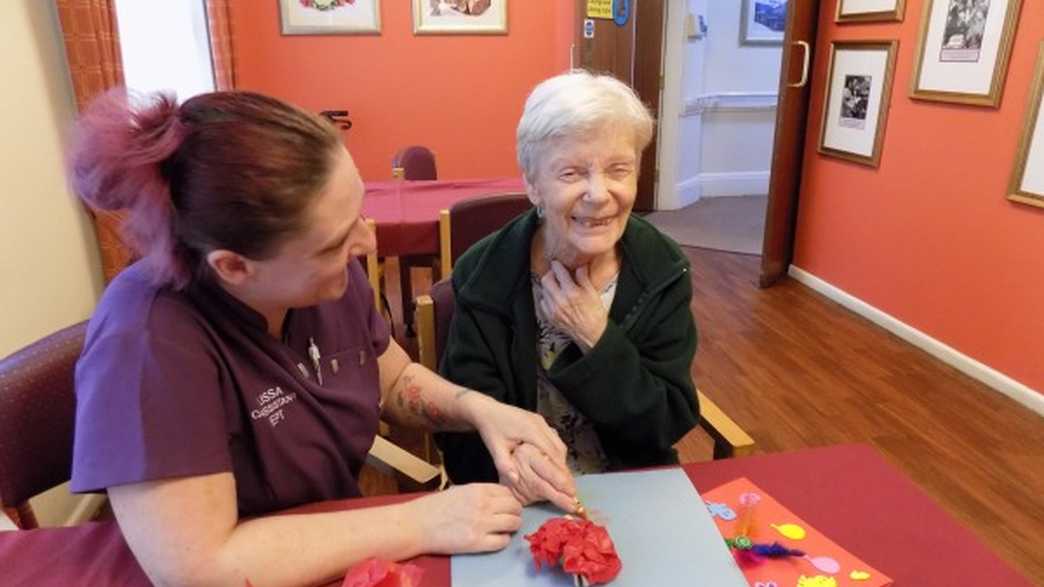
[516,70,655,184]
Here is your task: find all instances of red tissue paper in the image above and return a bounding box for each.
[525,517,622,585]
[341,558,424,587]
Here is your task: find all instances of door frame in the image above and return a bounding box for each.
[656,0,820,286]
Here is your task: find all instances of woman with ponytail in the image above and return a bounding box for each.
[67,90,576,587]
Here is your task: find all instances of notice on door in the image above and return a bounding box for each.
[586,0,613,19]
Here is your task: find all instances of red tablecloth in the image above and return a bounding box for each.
[362,178,525,258]
[0,444,1033,586]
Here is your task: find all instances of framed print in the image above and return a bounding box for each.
[910,0,1023,107]
[413,0,508,35]
[279,0,381,35]
[740,0,787,46]
[1007,42,1044,208]
[818,41,899,167]
[836,0,906,23]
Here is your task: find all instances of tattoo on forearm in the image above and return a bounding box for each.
[398,374,447,428]
[454,387,473,401]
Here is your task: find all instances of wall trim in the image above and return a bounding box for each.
[788,265,1044,419]
[675,176,702,208]
[697,170,770,198]
[683,91,779,116]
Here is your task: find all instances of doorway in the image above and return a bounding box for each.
[650,0,818,286]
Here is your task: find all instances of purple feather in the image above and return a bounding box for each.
[750,542,805,558]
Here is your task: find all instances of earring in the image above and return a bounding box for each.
[536,204,545,219]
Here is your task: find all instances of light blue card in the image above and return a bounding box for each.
[451,468,747,586]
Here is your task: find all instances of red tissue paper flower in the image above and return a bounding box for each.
[525,518,622,585]
[341,558,424,587]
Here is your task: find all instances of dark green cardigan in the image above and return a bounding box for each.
[435,209,699,483]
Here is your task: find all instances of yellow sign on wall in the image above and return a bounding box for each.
[587,0,613,20]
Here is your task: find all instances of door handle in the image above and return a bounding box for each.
[788,40,810,88]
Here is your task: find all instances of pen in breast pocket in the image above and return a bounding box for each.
[308,337,323,385]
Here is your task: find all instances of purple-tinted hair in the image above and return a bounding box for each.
[68,89,341,289]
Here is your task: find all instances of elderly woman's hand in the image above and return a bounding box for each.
[458,390,574,495]
[539,261,609,352]
[500,442,579,513]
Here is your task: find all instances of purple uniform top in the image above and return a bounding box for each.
[71,259,390,516]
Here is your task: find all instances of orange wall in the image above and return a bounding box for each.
[794,1,1044,392]
[230,1,574,181]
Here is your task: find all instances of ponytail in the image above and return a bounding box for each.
[68,89,186,286]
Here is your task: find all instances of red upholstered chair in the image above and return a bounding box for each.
[438,191,532,276]
[391,146,437,181]
[0,321,86,529]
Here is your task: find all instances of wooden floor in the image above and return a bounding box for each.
[376,249,1044,583]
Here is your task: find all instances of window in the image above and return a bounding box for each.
[114,0,214,99]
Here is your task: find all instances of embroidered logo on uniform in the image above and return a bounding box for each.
[251,386,297,427]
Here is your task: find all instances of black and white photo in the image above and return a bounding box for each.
[940,0,991,62]
[840,75,872,129]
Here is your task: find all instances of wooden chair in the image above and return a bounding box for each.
[438,192,532,278]
[390,146,439,335]
[391,146,437,181]
[415,281,755,460]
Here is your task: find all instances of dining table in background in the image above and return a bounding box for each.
[361,177,526,259]
[0,444,1034,586]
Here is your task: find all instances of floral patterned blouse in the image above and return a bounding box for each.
[531,273,619,474]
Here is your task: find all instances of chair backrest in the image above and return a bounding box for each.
[438,192,531,277]
[415,279,454,372]
[392,146,437,181]
[0,321,86,528]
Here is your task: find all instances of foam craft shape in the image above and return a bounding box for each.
[702,477,893,587]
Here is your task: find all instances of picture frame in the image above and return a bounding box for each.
[836,0,906,23]
[1007,42,1044,209]
[279,0,381,35]
[909,0,1022,107]
[412,0,508,36]
[818,40,899,168]
[740,0,787,46]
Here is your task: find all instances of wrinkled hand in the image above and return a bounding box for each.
[501,442,578,514]
[539,262,609,352]
[406,484,522,554]
[459,392,573,497]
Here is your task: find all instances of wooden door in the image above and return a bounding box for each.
[575,0,664,212]
[760,1,820,287]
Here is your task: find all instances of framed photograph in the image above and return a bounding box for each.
[910,0,1023,107]
[818,41,899,167]
[413,0,508,35]
[836,0,906,23]
[740,0,787,46]
[1007,42,1044,208]
[279,0,381,35]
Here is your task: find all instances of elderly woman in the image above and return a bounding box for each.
[436,71,700,500]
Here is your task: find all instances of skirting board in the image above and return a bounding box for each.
[788,265,1044,418]
[676,177,702,208]
[676,171,769,204]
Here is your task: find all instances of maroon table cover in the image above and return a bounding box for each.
[362,177,525,258]
[1,444,1032,586]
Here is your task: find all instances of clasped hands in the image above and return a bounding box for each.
[460,391,578,514]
